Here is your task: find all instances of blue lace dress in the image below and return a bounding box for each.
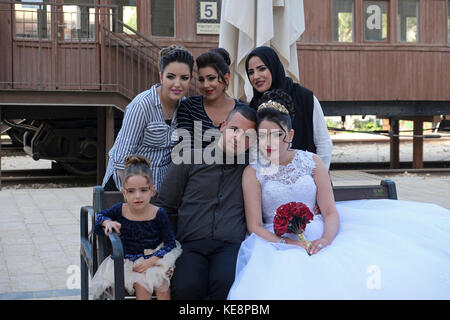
[91,203,182,298]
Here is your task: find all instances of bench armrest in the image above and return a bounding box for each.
[80,205,96,273]
[108,231,126,300]
[381,179,398,200]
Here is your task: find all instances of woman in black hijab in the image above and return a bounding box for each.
[245,46,332,169]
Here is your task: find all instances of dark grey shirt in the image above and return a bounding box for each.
[157,148,248,244]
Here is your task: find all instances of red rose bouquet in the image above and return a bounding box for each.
[273,202,314,251]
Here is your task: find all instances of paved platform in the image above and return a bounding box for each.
[0,187,90,300]
[0,170,449,300]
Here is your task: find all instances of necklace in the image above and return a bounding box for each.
[158,86,176,121]
[161,104,175,121]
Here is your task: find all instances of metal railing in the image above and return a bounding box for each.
[0,1,199,101]
[100,19,162,99]
[101,20,200,99]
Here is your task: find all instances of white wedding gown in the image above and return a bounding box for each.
[227,150,450,300]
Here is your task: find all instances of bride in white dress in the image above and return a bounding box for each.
[227,90,450,300]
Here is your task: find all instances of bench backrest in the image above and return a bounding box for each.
[92,186,178,234]
[93,179,397,226]
[333,179,397,201]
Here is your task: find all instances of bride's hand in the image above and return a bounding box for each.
[313,204,321,214]
[286,238,310,251]
[308,238,329,255]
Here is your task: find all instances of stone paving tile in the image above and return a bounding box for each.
[7,274,52,292]
[38,251,69,270]
[0,210,23,224]
[27,223,53,238]
[0,221,28,233]
[0,290,84,300]
[0,257,9,291]
[22,213,46,225]
[1,230,34,246]
[5,255,46,276]
[33,237,65,253]
[45,266,74,289]
[3,244,36,257]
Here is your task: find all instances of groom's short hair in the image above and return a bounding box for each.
[226,104,257,124]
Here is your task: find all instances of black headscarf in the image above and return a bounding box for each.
[245,46,316,153]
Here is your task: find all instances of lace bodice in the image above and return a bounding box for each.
[253,150,317,225]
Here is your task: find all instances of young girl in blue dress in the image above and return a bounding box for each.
[91,155,182,300]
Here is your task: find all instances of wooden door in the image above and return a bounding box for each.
[12,2,56,90]
[55,3,100,90]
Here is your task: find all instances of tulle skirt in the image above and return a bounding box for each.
[91,241,182,299]
[227,199,450,300]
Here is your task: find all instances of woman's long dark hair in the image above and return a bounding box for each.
[196,48,231,86]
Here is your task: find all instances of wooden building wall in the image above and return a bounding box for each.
[134,0,450,102]
[0,3,13,89]
[1,0,449,102]
[298,0,450,101]
[136,0,219,58]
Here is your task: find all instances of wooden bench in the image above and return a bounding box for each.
[79,179,397,300]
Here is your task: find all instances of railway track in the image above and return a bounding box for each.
[1,140,449,188]
[330,161,450,172]
[1,140,96,187]
[1,145,25,157]
[0,168,96,187]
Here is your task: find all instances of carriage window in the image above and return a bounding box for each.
[398,0,419,42]
[364,1,388,42]
[14,0,51,39]
[61,0,96,40]
[110,0,137,34]
[151,0,175,37]
[333,0,354,42]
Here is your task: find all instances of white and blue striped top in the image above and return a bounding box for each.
[102,84,179,191]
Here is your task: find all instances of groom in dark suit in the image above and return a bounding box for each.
[157,105,257,300]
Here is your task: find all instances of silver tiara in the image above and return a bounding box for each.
[257,100,289,115]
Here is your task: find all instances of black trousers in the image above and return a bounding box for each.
[171,239,241,300]
[104,175,119,191]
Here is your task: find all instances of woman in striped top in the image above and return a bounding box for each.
[102,45,194,192]
[177,48,249,149]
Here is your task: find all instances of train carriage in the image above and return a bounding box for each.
[0,0,449,183]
